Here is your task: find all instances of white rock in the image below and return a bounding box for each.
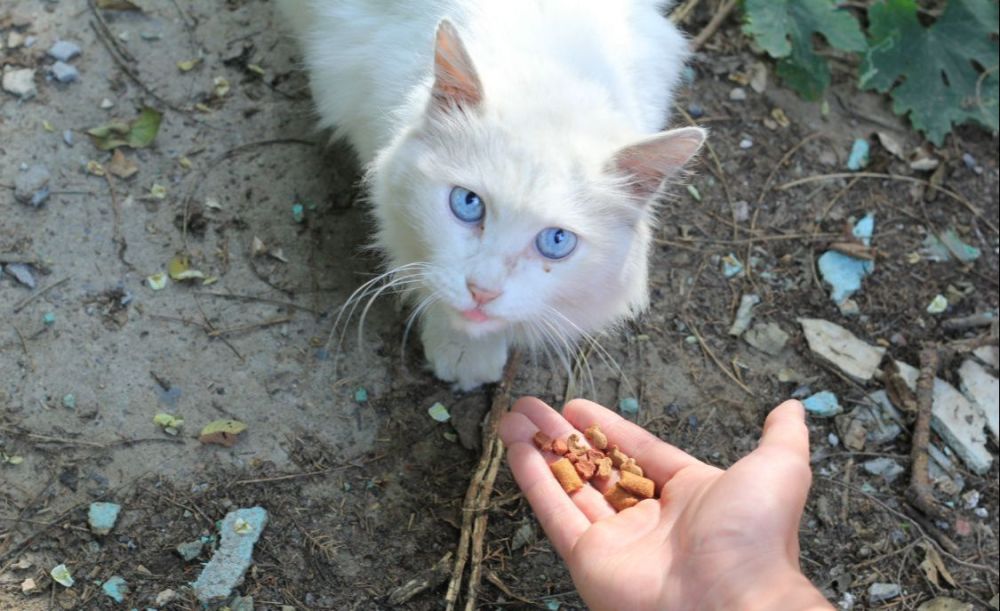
[798,318,886,381]
[50,61,79,83]
[2,67,37,98]
[973,344,998,369]
[729,87,747,101]
[155,588,177,605]
[868,582,901,604]
[47,40,81,62]
[100,97,115,109]
[896,361,993,474]
[958,359,999,441]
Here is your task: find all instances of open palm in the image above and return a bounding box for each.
[499,397,831,611]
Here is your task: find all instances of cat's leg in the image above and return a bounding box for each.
[420,304,508,391]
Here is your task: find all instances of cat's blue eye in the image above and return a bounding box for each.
[449,186,485,223]
[535,227,578,260]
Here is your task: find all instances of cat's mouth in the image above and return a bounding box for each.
[459,307,490,323]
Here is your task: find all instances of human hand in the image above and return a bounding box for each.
[499,398,832,611]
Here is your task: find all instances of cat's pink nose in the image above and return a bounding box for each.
[467,281,501,306]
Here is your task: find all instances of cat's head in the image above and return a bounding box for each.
[369,21,704,343]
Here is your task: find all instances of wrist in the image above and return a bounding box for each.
[697,562,832,611]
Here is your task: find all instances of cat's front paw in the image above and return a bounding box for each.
[421,312,508,391]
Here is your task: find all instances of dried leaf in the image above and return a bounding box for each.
[199,419,248,447]
[87,107,162,150]
[106,150,138,179]
[919,542,956,588]
[96,0,142,10]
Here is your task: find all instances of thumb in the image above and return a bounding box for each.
[759,400,810,464]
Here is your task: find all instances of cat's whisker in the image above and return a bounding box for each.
[401,293,440,358]
[327,261,430,347]
[544,306,633,398]
[537,316,594,399]
[355,275,431,347]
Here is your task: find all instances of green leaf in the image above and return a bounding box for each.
[744,0,866,100]
[861,0,999,145]
[87,107,162,150]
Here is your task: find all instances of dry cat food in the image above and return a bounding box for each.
[536,424,657,511]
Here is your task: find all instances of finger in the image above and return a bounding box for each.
[500,410,617,521]
[563,398,698,487]
[759,400,810,463]
[506,440,589,559]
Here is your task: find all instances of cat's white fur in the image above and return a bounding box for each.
[280,0,705,390]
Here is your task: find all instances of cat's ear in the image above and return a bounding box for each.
[610,127,706,202]
[430,20,483,112]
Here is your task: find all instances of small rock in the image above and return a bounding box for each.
[50,564,74,588]
[192,506,268,602]
[827,432,839,446]
[687,103,704,118]
[21,578,38,594]
[511,521,535,550]
[798,318,886,382]
[100,97,114,109]
[231,595,255,611]
[88,502,121,535]
[727,293,759,336]
[13,164,51,207]
[176,539,205,561]
[3,67,37,98]
[722,253,743,278]
[732,200,750,223]
[895,361,993,474]
[101,575,127,603]
[739,138,753,149]
[961,489,980,509]
[868,582,901,604]
[818,214,875,304]
[961,153,977,169]
[846,139,870,170]
[63,130,74,146]
[743,322,789,356]
[974,507,988,518]
[155,588,177,605]
[728,87,747,101]
[618,397,639,415]
[862,457,904,483]
[957,359,998,441]
[749,62,767,93]
[4,263,37,288]
[973,345,998,369]
[50,61,80,83]
[803,391,841,417]
[926,294,948,314]
[47,40,81,62]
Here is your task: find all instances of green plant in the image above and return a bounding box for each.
[742,0,1000,145]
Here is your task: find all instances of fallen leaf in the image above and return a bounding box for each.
[212,76,230,98]
[87,107,162,150]
[167,255,204,281]
[96,0,142,10]
[919,541,956,587]
[149,184,167,199]
[177,58,201,72]
[106,150,138,179]
[199,419,248,447]
[147,273,168,290]
[85,160,106,177]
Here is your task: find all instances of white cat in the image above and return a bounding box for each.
[279,0,705,390]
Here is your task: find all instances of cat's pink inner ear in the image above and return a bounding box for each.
[612,127,706,201]
[430,20,483,111]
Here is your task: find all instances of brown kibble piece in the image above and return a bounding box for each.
[584,424,608,450]
[604,484,639,512]
[551,438,568,455]
[567,433,587,453]
[585,449,606,463]
[595,457,613,479]
[608,445,628,468]
[621,457,644,477]
[574,460,596,480]
[550,458,584,493]
[533,431,552,451]
[619,470,655,499]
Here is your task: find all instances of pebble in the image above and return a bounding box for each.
[728,87,747,101]
[192,506,268,602]
[88,502,121,535]
[63,129,74,146]
[827,433,839,447]
[743,322,789,355]
[155,589,178,606]
[100,97,114,109]
[618,397,640,415]
[101,576,128,603]
[2,67,38,98]
[739,138,753,149]
[803,391,841,417]
[687,103,704,118]
[868,583,901,604]
[62,394,76,409]
[50,61,80,83]
[176,539,205,561]
[862,457,905,483]
[4,263,37,288]
[961,153,977,169]
[974,507,988,518]
[14,163,52,205]
[47,40,81,62]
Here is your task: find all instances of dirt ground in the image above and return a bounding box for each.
[1,1,997,609]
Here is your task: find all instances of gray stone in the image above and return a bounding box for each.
[868,582,901,604]
[896,361,993,474]
[798,318,886,382]
[47,40,81,62]
[175,539,204,561]
[4,263,36,289]
[862,457,904,483]
[192,506,268,602]
[14,165,50,207]
[958,359,998,441]
[973,345,998,369]
[744,322,789,355]
[50,61,79,83]
[728,293,759,336]
[729,87,747,101]
[2,67,37,98]
[62,129,74,147]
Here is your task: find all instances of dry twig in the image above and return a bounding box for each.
[445,352,521,611]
